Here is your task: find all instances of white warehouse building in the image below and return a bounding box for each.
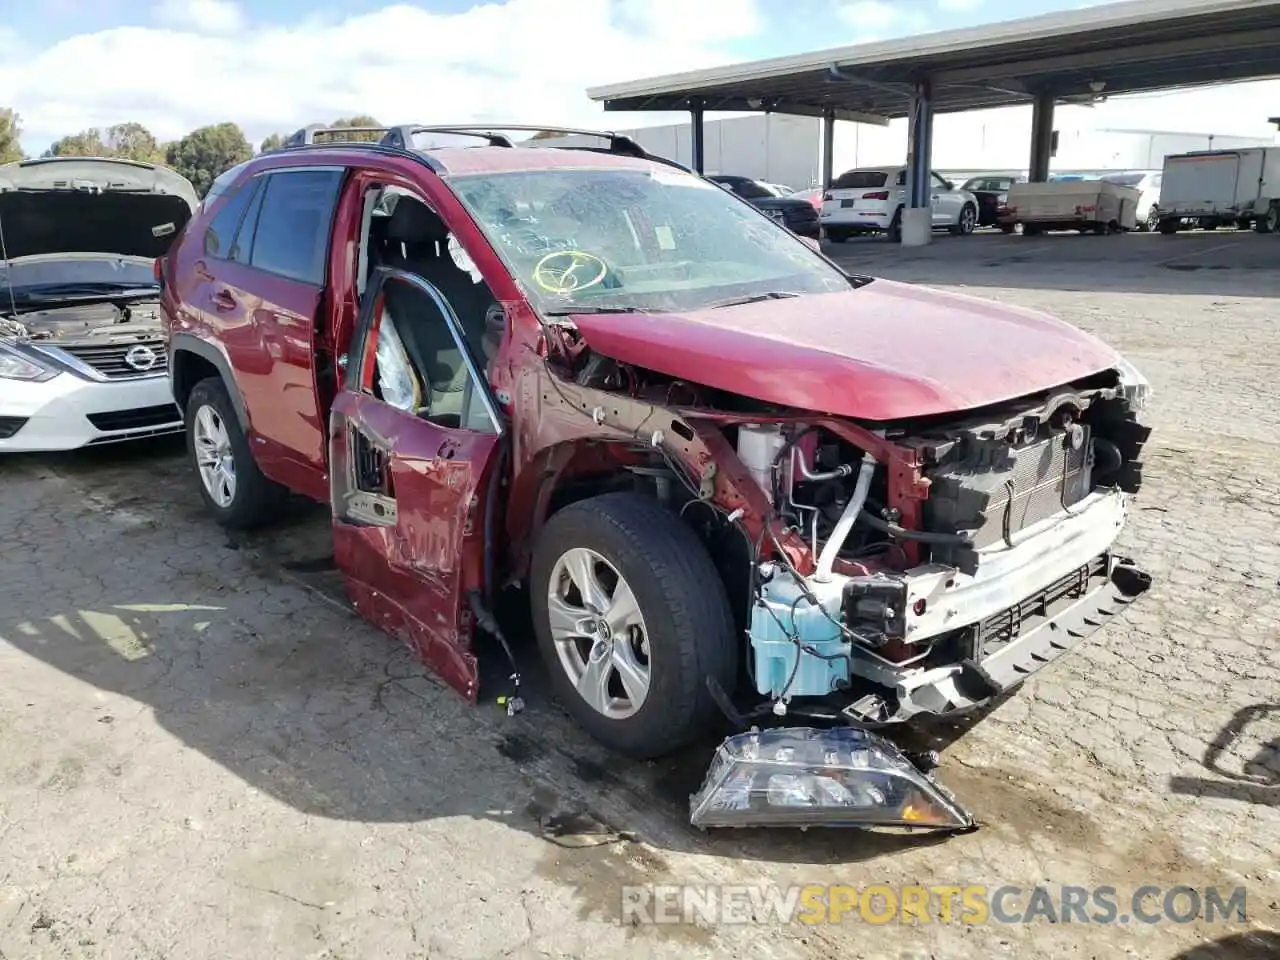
[535,107,1277,189]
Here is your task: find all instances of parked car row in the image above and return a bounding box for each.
[1,127,1154,832]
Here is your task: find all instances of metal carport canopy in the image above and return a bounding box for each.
[586,0,1280,123]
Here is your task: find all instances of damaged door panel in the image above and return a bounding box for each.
[329,269,503,701]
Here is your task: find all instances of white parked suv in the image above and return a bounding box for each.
[0,157,197,452]
[821,166,979,242]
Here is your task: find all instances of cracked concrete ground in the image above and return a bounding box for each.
[1,230,1278,960]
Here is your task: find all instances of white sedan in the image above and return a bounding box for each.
[820,165,979,242]
[0,157,197,452]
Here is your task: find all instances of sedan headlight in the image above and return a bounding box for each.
[1114,354,1152,411]
[0,347,57,382]
[689,726,973,830]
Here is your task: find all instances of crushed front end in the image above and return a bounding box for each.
[692,368,1153,829]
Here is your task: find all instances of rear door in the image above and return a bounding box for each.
[197,166,345,499]
[329,268,504,701]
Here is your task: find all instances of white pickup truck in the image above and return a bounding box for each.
[1157,147,1280,234]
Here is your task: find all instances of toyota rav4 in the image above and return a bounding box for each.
[158,123,1153,831]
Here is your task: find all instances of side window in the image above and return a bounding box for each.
[231,176,268,264]
[249,169,344,284]
[895,170,907,186]
[203,178,258,259]
[358,275,497,435]
[932,172,950,190]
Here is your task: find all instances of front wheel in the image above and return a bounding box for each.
[949,203,977,236]
[185,377,287,530]
[530,492,738,759]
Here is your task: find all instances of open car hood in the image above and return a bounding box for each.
[0,157,198,260]
[567,280,1123,422]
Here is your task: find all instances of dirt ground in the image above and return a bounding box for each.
[1,229,1277,960]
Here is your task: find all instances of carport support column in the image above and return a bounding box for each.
[1029,93,1055,183]
[821,107,835,189]
[690,99,706,174]
[901,79,934,247]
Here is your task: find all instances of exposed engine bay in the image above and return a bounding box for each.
[559,336,1153,731]
[730,376,1151,723]
[1,298,164,343]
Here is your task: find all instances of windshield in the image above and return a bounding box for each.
[0,257,157,303]
[444,166,852,313]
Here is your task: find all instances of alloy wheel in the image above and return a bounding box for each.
[547,547,651,720]
[193,403,237,508]
[960,206,976,234]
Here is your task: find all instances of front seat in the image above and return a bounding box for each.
[381,199,495,426]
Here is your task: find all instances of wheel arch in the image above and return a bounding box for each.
[169,334,249,431]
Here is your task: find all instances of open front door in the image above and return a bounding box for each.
[329,268,504,701]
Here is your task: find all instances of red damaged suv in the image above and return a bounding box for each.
[158,124,1153,830]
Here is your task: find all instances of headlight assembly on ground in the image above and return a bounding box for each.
[689,726,974,830]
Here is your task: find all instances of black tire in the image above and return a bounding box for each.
[185,377,288,530]
[824,228,849,243]
[1158,217,1180,235]
[949,203,977,236]
[999,223,1016,234]
[887,208,903,243]
[1255,204,1279,234]
[1023,224,1042,236]
[530,492,738,759]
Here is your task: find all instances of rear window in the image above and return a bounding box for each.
[832,170,888,189]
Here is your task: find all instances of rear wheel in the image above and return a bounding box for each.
[824,227,850,243]
[530,492,738,759]
[1158,217,1180,234]
[1255,204,1279,234]
[185,377,287,530]
[886,208,903,243]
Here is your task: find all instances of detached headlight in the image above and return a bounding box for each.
[0,347,57,382]
[689,726,973,831]
[1114,354,1152,412]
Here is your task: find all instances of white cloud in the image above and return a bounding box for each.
[153,0,245,34]
[937,0,984,11]
[5,0,761,153]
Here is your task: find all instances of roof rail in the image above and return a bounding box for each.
[276,121,690,173]
[378,126,517,149]
[283,124,392,147]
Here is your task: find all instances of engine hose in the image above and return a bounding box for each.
[857,509,974,548]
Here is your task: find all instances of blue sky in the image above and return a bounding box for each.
[12,0,1097,58]
[3,0,1272,155]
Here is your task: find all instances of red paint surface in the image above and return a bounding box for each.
[570,282,1121,421]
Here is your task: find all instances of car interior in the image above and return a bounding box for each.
[356,189,501,432]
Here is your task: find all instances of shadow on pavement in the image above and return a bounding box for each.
[0,437,972,870]
[1167,931,1280,959]
[1169,704,1280,808]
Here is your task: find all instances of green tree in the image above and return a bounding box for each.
[259,132,285,153]
[106,122,163,163]
[330,115,383,142]
[0,108,23,163]
[164,122,252,197]
[45,127,110,157]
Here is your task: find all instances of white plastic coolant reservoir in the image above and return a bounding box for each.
[749,568,851,698]
[736,424,787,503]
